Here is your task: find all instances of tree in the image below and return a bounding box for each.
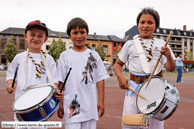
[95,40,105,61]
[4,35,17,62]
[185,50,193,61]
[115,47,121,60]
[48,33,66,62]
[87,42,92,49]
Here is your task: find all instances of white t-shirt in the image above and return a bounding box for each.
[118,39,176,76]
[6,51,58,99]
[57,48,109,124]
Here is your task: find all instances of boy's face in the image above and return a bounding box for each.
[24,27,48,53]
[69,26,87,50]
[138,14,156,39]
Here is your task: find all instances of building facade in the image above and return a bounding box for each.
[0,28,125,65]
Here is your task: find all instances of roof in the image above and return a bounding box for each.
[125,25,139,37]
[0,27,125,42]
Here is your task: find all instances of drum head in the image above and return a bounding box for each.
[136,77,165,114]
[14,86,52,110]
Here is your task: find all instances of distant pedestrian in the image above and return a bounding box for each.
[176,53,184,83]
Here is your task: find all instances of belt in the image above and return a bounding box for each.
[130,71,163,84]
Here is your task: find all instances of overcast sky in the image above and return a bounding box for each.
[0,0,193,38]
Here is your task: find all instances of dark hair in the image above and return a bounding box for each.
[136,7,160,29]
[67,17,89,37]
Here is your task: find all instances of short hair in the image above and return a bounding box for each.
[136,7,160,29]
[177,53,182,56]
[67,17,89,37]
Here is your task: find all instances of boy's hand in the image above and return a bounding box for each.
[6,81,16,94]
[57,103,64,119]
[97,100,105,117]
[54,89,64,102]
[118,76,129,89]
[160,47,171,59]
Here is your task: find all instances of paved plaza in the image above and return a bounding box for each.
[0,75,194,129]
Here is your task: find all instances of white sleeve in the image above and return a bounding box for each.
[48,55,58,84]
[118,41,129,63]
[57,53,67,83]
[6,55,19,82]
[96,53,110,82]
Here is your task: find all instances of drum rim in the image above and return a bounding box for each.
[135,76,166,115]
[13,86,55,113]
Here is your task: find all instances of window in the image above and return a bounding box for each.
[163,36,167,41]
[13,39,16,45]
[156,35,160,39]
[184,38,187,43]
[170,30,174,34]
[184,32,187,36]
[46,45,49,50]
[114,50,116,55]
[20,39,25,49]
[1,38,7,49]
[156,29,160,33]
[69,46,72,49]
[190,32,193,36]
[114,42,116,48]
[190,39,193,43]
[103,45,108,54]
[177,31,180,35]
[92,44,95,51]
[163,29,166,33]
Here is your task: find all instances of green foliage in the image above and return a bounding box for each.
[115,47,121,60]
[95,40,105,61]
[185,50,193,61]
[48,33,66,62]
[87,42,92,49]
[4,35,17,62]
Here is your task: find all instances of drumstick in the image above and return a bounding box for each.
[12,65,18,88]
[145,32,173,90]
[127,87,147,101]
[60,68,72,93]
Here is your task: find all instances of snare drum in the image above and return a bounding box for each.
[136,76,180,121]
[13,86,60,121]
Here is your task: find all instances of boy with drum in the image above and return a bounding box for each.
[6,20,64,128]
[57,17,109,129]
[114,8,176,129]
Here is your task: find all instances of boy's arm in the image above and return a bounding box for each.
[97,80,105,118]
[57,81,64,119]
[6,79,16,94]
[114,58,129,89]
[161,47,176,72]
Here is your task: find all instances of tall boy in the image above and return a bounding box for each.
[57,17,109,129]
[6,20,63,128]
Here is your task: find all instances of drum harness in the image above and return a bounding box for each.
[23,50,56,91]
[132,35,163,83]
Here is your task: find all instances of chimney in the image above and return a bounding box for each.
[183,25,186,30]
[94,32,96,38]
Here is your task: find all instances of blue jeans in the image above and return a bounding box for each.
[176,66,183,82]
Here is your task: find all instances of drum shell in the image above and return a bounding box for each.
[13,86,60,121]
[136,76,180,121]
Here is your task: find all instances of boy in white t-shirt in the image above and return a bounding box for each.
[6,20,64,129]
[57,17,109,129]
[114,8,176,129]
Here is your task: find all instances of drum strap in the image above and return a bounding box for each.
[23,51,55,91]
[133,35,162,75]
